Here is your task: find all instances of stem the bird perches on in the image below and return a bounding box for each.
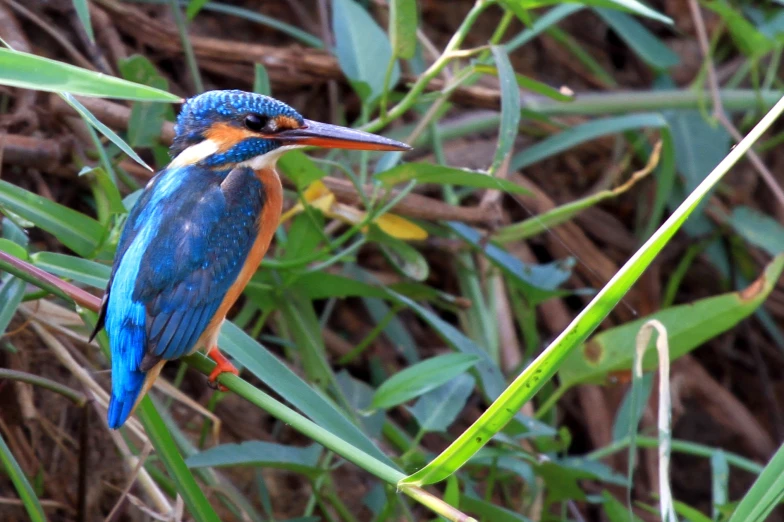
[0,249,474,522]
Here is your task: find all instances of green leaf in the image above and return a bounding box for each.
[601,490,644,522]
[509,0,672,24]
[704,2,774,57]
[461,493,531,522]
[728,441,784,521]
[218,321,399,469]
[489,46,521,175]
[666,110,730,191]
[335,371,385,438]
[407,373,475,433]
[118,55,172,148]
[61,93,154,171]
[31,252,110,289]
[596,8,679,69]
[397,95,784,486]
[0,179,104,257]
[0,432,45,522]
[448,222,573,296]
[186,0,210,19]
[72,0,94,42]
[511,113,670,170]
[278,150,327,190]
[369,227,429,281]
[0,238,28,261]
[0,48,180,101]
[728,206,784,255]
[332,0,400,102]
[476,64,573,102]
[557,255,784,387]
[376,163,531,195]
[137,398,221,522]
[186,442,323,477]
[389,0,417,59]
[80,166,126,224]
[253,63,271,95]
[371,353,480,410]
[0,275,25,335]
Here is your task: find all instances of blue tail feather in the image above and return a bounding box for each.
[107,369,145,429]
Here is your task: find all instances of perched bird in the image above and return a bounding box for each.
[91,90,410,429]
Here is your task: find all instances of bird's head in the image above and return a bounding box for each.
[170,90,410,170]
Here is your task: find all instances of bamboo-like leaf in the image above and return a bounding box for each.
[61,93,154,172]
[557,255,784,388]
[596,8,679,69]
[0,432,46,522]
[488,46,521,175]
[475,64,573,101]
[187,441,323,477]
[72,0,94,42]
[376,163,531,195]
[0,179,104,258]
[371,353,480,410]
[728,441,784,522]
[0,48,180,101]
[507,0,671,24]
[397,94,784,487]
[137,399,221,521]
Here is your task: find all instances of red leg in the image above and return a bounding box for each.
[207,346,239,392]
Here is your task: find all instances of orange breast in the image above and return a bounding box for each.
[195,167,283,350]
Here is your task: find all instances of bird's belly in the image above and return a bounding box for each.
[193,167,282,352]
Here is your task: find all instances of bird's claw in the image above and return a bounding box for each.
[207,347,239,392]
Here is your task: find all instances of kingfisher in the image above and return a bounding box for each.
[91,90,410,429]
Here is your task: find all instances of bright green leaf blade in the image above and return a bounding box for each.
[0,432,45,522]
[31,252,110,289]
[371,353,480,410]
[376,163,531,195]
[61,93,154,172]
[218,321,399,469]
[512,0,672,24]
[461,494,531,522]
[505,4,584,52]
[332,0,400,102]
[0,48,180,101]
[118,55,172,149]
[489,46,521,175]
[186,0,210,19]
[728,442,784,522]
[253,63,271,95]
[596,8,679,69]
[72,0,94,42]
[557,255,784,387]
[0,276,25,335]
[0,179,104,258]
[137,398,220,521]
[511,113,669,170]
[704,2,774,57]
[278,150,327,190]
[187,442,323,477]
[398,95,784,487]
[389,0,417,59]
[408,373,475,433]
[0,238,28,260]
[728,206,784,255]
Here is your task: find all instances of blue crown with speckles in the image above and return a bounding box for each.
[170,90,304,158]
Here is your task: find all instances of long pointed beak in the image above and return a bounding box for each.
[276,119,412,151]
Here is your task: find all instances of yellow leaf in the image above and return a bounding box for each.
[375,213,428,240]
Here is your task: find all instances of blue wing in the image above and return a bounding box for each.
[101,164,264,428]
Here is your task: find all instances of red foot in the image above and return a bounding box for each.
[207,347,239,392]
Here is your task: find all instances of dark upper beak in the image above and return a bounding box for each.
[276,119,412,152]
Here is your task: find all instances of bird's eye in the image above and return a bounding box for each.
[244,114,268,132]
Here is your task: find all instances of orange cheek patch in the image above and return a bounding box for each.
[204,123,256,152]
[274,116,300,131]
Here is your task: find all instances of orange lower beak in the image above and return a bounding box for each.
[276,119,412,151]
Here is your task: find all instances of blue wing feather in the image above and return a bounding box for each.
[103,164,264,428]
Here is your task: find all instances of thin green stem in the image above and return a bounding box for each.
[0,368,87,406]
[168,0,204,93]
[362,0,492,133]
[338,305,402,364]
[587,435,763,475]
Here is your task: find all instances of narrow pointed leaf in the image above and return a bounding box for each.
[0,48,180,101]
[0,432,45,522]
[376,163,531,195]
[187,442,323,477]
